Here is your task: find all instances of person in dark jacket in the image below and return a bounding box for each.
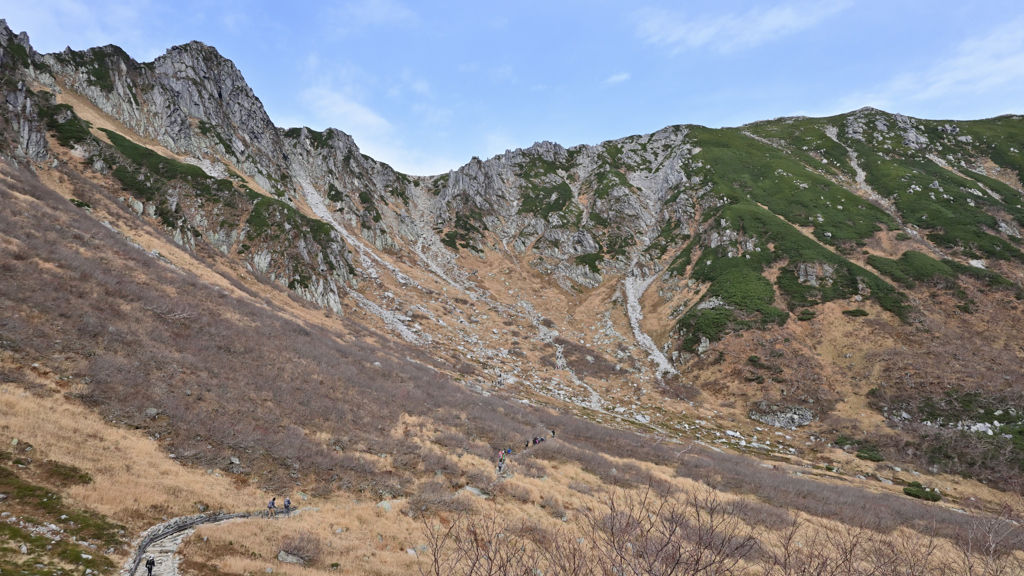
[283,497,291,514]
[145,555,156,576]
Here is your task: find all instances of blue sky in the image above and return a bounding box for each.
[6,1,1024,175]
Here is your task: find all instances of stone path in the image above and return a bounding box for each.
[138,527,195,576]
[119,510,305,576]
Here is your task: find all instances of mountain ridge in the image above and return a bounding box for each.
[8,16,1024,575]
[5,16,1024,493]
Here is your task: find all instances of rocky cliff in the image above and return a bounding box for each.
[6,18,1024,487]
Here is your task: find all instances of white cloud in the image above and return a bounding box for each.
[912,18,1024,101]
[488,65,516,83]
[285,87,457,175]
[635,1,850,54]
[412,103,452,126]
[484,132,520,158]
[838,17,1024,113]
[5,0,155,55]
[411,80,431,95]
[604,72,630,85]
[300,87,393,135]
[373,147,461,176]
[336,0,416,27]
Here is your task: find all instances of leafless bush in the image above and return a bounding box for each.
[568,481,595,496]
[465,467,494,488]
[280,531,322,563]
[424,451,463,481]
[420,484,759,576]
[456,362,478,376]
[516,457,548,479]
[758,518,954,576]
[492,481,533,505]
[554,337,618,379]
[418,511,531,576]
[407,481,475,518]
[540,494,566,519]
[418,481,1024,576]
[583,484,759,576]
[950,502,1024,576]
[433,431,471,451]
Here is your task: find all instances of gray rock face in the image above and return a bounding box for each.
[4,81,49,162]
[428,126,695,286]
[796,262,835,288]
[749,405,815,429]
[37,41,284,183]
[0,21,730,314]
[894,114,929,149]
[277,550,304,564]
[0,23,50,164]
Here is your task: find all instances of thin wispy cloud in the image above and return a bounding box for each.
[484,132,520,158]
[300,87,393,134]
[604,72,630,85]
[412,103,452,126]
[838,17,1024,113]
[324,0,416,36]
[635,1,850,54]
[489,65,516,84]
[914,18,1024,100]
[6,0,157,57]
[343,0,416,26]
[291,86,455,175]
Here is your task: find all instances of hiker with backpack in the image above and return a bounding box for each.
[283,497,292,515]
[268,497,277,517]
[145,555,156,576]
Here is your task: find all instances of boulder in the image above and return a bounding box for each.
[457,486,489,499]
[277,550,303,564]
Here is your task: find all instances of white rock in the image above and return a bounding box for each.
[277,550,304,564]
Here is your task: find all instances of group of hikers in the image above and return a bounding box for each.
[266,496,293,517]
[497,429,555,473]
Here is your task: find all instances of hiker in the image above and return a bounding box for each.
[145,555,156,576]
[268,497,277,517]
[283,497,291,514]
[551,429,556,438]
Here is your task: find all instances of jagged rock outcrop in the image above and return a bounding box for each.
[0,23,48,163]
[7,17,1024,388]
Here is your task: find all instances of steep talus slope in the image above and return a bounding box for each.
[5,16,1024,522]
